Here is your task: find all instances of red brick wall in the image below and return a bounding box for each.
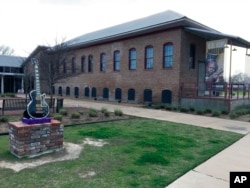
[9,120,63,158]
[55,28,206,105]
[179,30,206,83]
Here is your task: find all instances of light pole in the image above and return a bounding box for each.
[228,41,236,98]
[229,44,232,84]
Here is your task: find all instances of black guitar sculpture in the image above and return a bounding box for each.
[24,58,49,119]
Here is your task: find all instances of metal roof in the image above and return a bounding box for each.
[64,9,250,50]
[65,10,188,48]
[0,55,25,67]
[185,27,250,48]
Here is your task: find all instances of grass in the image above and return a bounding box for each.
[0,118,242,188]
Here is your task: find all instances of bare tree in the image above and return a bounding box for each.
[0,45,15,55]
[231,72,245,83]
[37,38,76,100]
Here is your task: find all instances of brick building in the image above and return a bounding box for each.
[25,10,250,110]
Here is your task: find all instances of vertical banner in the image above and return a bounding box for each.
[205,39,227,83]
[205,53,221,82]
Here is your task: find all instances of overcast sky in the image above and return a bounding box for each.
[1,0,249,57]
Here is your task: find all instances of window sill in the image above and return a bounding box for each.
[144,68,154,71]
[163,67,173,70]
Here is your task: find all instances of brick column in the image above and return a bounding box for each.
[9,120,64,158]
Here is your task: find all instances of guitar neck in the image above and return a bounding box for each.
[34,63,41,96]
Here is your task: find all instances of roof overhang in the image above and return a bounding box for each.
[185,27,250,48]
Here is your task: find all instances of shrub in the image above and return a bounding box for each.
[159,104,166,109]
[164,104,174,111]
[71,112,81,119]
[59,108,68,116]
[114,109,123,116]
[153,105,161,109]
[229,112,238,119]
[101,108,108,113]
[0,116,8,123]
[189,107,195,112]
[212,111,220,117]
[221,110,228,115]
[165,105,172,111]
[89,108,98,117]
[78,111,84,115]
[231,105,250,118]
[177,106,182,111]
[236,109,248,116]
[171,106,178,111]
[104,111,110,117]
[100,108,110,117]
[204,109,212,114]
[53,114,62,121]
[196,110,204,115]
[180,107,189,113]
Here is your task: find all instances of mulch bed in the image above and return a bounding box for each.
[0,107,131,135]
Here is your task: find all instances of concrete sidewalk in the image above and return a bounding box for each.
[64,98,250,188]
[64,98,250,134]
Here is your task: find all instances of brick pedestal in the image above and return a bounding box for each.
[9,120,64,158]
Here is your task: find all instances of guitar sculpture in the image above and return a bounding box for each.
[25,58,49,119]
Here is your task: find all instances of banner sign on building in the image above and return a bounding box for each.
[205,39,227,83]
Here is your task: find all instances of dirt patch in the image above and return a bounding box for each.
[0,138,108,172]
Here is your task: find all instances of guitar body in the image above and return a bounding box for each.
[26,90,49,118]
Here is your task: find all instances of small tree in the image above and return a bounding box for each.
[0,45,15,55]
[231,72,245,83]
[37,38,78,100]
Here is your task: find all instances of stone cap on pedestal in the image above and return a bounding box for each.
[9,119,61,129]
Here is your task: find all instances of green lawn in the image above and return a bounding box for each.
[0,118,242,188]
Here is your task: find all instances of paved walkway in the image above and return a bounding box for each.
[63,98,250,188]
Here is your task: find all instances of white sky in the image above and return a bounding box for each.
[1,0,250,57]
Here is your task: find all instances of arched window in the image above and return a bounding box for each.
[88,55,93,72]
[163,43,173,68]
[115,88,122,100]
[114,51,120,71]
[84,87,90,97]
[145,46,154,69]
[52,86,55,95]
[128,88,135,101]
[74,87,79,98]
[66,86,70,96]
[58,86,62,96]
[103,88,109,99]
[91,87,97,98]
[143,89,152,102]
[129,48,136,70]
[100,53,106,72]
[161,90,172,104]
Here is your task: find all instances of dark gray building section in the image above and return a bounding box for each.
[0,55,25,93]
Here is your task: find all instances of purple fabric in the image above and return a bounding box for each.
[22,117,51,125]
